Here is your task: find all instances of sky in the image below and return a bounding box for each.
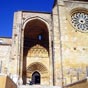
[0,0,54,37]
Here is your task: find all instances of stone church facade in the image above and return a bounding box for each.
[0,0,88,87]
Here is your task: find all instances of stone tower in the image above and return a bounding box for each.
[0,0,87,87]
[52,0,88,86]
[11,11,54,85]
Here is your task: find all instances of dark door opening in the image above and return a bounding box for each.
[32,71,40,84]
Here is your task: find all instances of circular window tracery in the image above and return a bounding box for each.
[71,12,88,32]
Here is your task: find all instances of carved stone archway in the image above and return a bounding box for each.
[20,17,53,85]
[26,62,49,85]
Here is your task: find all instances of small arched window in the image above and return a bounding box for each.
[38,34,42,40]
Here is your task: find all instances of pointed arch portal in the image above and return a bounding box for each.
[22,17,50,85]
[32,71,40,84]
[23,18,49,53]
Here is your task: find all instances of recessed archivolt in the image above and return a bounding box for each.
[22,16,49,30]
[23,16,49,53]
[27,44,49,58]
[27,62,48,73]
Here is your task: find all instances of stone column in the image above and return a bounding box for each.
[11,11,23,85]
[52,0,64,86]
[0,60,2,73]
[19,29,24,85]
[49,22,54,86]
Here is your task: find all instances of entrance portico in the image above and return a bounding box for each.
[19,16,53,85]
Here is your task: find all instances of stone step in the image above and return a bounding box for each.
[18,85,61,88]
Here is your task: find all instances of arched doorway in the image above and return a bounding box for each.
[22,18,50,85]
[32,71,40,84]
[26,62,49,85]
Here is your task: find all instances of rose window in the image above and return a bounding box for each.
[71,12,88,32]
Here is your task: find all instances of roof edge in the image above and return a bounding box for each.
[53,0,57,8]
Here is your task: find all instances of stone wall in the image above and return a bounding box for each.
[0,38,11,74]
[52,0,88,86]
